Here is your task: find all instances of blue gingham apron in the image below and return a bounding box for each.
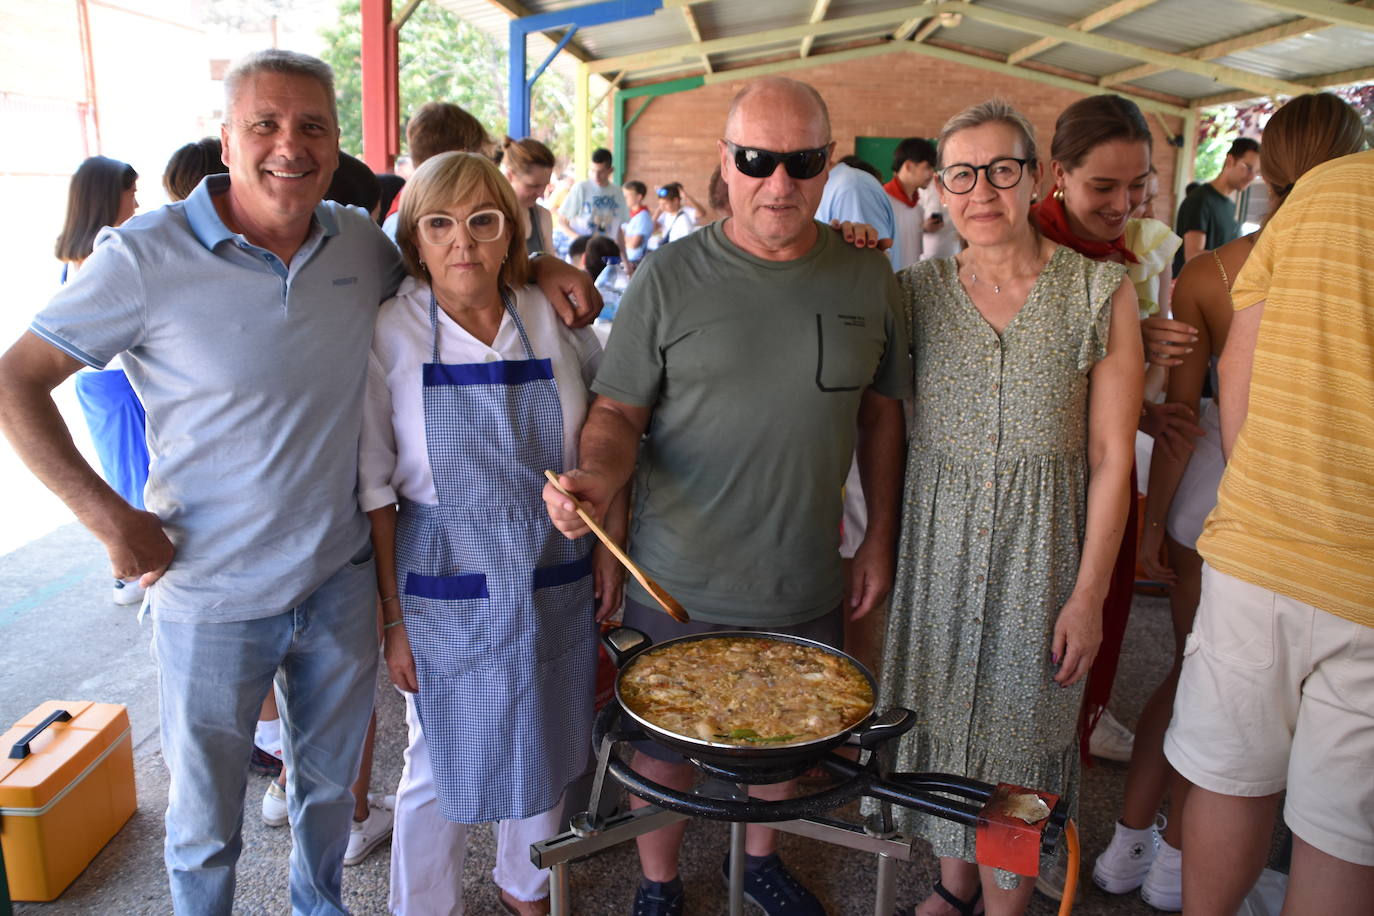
[396,289,596,823]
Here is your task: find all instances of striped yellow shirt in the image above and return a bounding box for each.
[1199,150,1374,625]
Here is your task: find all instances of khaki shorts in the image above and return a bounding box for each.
[1164,565,1374,866]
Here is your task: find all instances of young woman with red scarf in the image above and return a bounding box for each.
[1029,94,1206,909]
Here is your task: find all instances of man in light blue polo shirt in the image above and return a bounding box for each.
[0,50,597,915]
[816,155,900,270]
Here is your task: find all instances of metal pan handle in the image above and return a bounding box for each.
[847,706,915,749]
[602,627,653,667]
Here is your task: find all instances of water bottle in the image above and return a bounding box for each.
[594,256,629,323]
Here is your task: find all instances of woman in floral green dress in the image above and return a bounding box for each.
[879,100,1142,916]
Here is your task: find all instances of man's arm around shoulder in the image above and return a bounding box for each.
[0,333,174,583]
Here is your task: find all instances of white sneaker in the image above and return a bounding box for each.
[1139,837,1182,911]
[343,793,395,866]
[261,780,289,827]
[1093,818,1160,893]
[112,578,146,606]
[1089,708,1135,762]
[1034,854,1071,902]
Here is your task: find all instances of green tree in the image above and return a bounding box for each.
[1193,105,1238,183]
[319,0,602,164]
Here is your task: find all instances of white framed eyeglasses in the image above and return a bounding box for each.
[415,209,506,246]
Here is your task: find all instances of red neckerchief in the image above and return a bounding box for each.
[628,205,647,217]
[883,176,919,209]
[1031,193,1137,264]
[386,186,403,219]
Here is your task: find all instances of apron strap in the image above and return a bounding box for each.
[428,286,538,363]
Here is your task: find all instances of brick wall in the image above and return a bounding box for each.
[621,50,1182,224]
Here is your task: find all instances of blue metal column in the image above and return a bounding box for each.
[508,0,664,139]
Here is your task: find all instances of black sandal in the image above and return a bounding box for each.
[931,879,983,916]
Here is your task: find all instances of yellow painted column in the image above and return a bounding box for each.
[575,62,590,179]
[1175,109,1197,215]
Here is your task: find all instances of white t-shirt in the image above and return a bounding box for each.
[917,184,961,259]
[359,277,602,510]
[559,179,627,237]
[653,207,697,248]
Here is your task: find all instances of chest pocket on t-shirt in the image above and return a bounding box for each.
[814,312,878,393]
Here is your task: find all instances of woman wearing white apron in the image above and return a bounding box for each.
[359,152,625,916]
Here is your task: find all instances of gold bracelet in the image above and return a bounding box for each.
[383,619,404,630]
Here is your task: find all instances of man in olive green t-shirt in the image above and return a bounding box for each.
[1172,136,1259,275]
[543,77,910,916]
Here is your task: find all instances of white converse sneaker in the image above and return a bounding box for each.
[1139,837,1182,911]
[343,793,395,866]
[1093,818,1160,893]
[261,780,289,827]
[1088,708,1135,762]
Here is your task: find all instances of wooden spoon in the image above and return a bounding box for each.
[543,470,690,623]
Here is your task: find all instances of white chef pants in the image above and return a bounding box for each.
[389,692,564,915]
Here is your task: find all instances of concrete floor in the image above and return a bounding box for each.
[2,522,1279,915]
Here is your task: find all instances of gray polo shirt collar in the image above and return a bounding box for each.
[184,173,340,253]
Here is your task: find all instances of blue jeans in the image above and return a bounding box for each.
[153,547,378,915]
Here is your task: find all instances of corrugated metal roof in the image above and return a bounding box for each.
[1123,69,1242,99]
[1216,29,1374,80]
[1021,41,1145,77]
[1095,2,1295,55]
[929,17,1047,56]
[434,0,1374,108]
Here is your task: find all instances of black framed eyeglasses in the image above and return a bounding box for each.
[937,157,1034,194]
[724,140,831,180]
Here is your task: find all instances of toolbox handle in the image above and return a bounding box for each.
[8,709,72,759]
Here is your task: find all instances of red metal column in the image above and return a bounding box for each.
[75,0,101,155]
[360,0,398,172]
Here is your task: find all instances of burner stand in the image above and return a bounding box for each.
[530,704,1068,916]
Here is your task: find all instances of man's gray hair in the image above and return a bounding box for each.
[223,49,337,124]
[724,77,832,143]
[936,98,1037,167]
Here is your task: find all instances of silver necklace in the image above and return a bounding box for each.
[967,271,1000,294]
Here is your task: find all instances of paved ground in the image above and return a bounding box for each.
[0,517,1255,915]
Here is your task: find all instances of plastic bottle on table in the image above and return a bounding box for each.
[593,256,629,326]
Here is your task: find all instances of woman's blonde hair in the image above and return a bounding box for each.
[1260,92,1367,223]
[936,98,1038,168]
[397,151,530,290]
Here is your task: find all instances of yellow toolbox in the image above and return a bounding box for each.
[0,701,137,901]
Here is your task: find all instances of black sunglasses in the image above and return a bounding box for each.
[724,140,831,180]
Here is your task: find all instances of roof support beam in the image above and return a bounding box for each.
[642,38,1188,118]
[509,0,663,138]
[894,17,926,40]
[800,0,832,57]
[1231,0,1374,30]
[1006,0,1164,65]
[932,1,1314,97]
[678,5,712,73]
[1101,0,1374,87]
[475,0,596,63]
[587,3,937,73]
[1193,62,1374,106]
[903,40,1188,116]
[911,18,945,41]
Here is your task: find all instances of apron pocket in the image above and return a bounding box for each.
[403,571,493,675]
[531,556,595,663]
